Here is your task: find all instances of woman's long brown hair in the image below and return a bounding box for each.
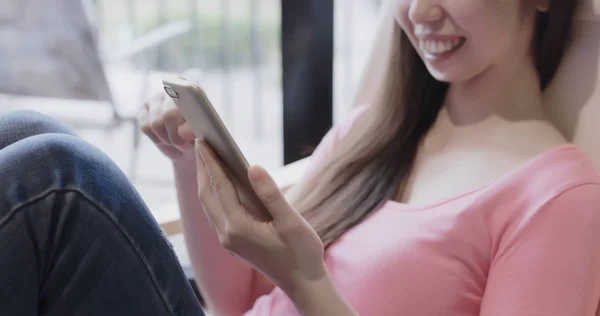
[292,0,579,247]
[289,0,581,248]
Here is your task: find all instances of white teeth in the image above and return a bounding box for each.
[444,42,452,51]
[419,38,463,55]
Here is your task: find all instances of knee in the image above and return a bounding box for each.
[0,133,165,258]
[0,110,76,149]
[1,133,133,209]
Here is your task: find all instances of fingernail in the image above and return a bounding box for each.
[248,166,264,183]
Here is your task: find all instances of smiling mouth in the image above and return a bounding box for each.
[419,37,466,56]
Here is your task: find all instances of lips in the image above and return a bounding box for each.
[419,37,466,56]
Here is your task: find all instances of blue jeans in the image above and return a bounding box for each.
[0,111,205,316]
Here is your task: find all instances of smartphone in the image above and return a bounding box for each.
[162,77,272,221]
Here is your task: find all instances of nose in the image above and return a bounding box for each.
[408,0,443,24]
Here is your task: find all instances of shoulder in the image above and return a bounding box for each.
[516,145,600,206]
[488,145,600,226]
[537,181,600,221]
[493,181,600,255]
[490,147,600,249]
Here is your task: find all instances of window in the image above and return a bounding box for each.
[334,0,381,121]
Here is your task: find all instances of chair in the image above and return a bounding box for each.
[544,4,600,171]
[0,0,192,178]
[542,5,600,313]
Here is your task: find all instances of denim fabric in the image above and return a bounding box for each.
[0,111,205,316]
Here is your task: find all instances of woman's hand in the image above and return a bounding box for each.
[194,139,327,297]
[196,141,359,315]
[139,91,196,163]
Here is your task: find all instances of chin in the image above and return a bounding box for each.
[424,62,481,84]
[425,65,460,83]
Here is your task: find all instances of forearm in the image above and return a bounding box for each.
[173,161,273,314]
[290,273,359,316]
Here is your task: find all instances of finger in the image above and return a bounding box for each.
[140,102,150,120]
[138,102,150,129]
[142,124,163,145]
[157,143,185,159]
[149,99,170,144]
[248,165,295,221]
[195,146,226,230]
[143,92,166,120]
[150,119,170,145]
[162,106,188,147]
[178,122,196,141]
[162,97,194,148]
[196,140,244,216]
[140,103,163,145]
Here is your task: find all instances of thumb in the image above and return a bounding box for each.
[248,165,295,221]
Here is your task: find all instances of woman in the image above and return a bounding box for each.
[146,0,600,314]
[1,0,598,316]
[144,0,600,314]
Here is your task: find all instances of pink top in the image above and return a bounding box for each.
[244,107,600,316]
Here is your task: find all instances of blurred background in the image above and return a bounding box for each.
[0,0,381,238]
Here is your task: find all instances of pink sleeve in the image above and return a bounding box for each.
[480,184,600,315]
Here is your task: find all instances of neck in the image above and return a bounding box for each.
[445,56,546,126]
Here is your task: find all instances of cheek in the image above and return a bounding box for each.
[457,2,525,56]
[461,17,520,67]
[467,26,509,56]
